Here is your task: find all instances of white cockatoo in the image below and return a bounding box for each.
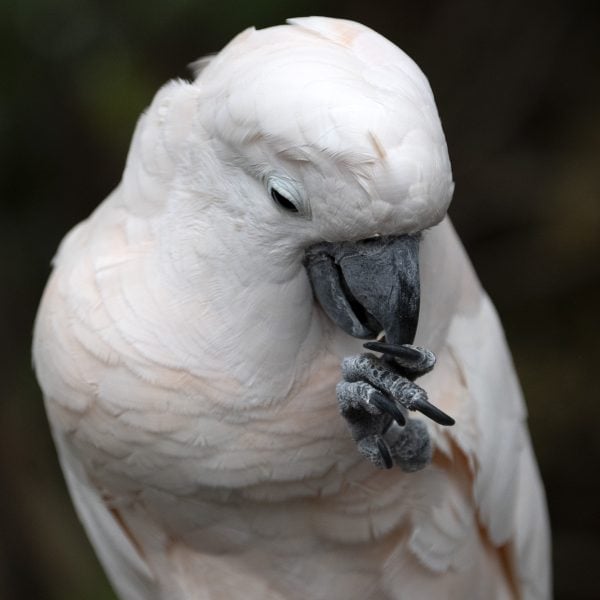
[33,17,551,600]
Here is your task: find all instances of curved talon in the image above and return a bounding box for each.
[376,436,393,469]
[363,341,436,373]
[364,340,421,360]
[411,397,455,426]
[338,352,447,471]
[369,391,406,426]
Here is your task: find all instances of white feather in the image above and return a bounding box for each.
[33,17,550,600]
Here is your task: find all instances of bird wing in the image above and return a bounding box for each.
[409,220,551,599]
[53,433,158,600]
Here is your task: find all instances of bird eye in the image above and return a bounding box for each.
[266,175,309,217]
[270,187,299,213]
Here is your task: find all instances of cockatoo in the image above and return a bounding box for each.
[33,16,551,600]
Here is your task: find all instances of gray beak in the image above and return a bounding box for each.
[304,235,421,345]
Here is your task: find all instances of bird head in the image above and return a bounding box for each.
[123,17,454,348]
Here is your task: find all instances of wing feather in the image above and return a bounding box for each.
[53,434,158,600]
[403,220,550,598]
[428,221,551,597]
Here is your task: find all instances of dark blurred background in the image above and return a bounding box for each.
[1,0,598,598]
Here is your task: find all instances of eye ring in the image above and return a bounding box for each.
[266,175,309,217]
[270,187,299,213]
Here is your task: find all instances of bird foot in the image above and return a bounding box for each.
[337,344,454,471]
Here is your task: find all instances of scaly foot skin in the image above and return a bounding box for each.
[337,343,454,471]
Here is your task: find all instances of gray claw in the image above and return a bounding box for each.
[369,390,406,426]
[357,435,394,469]
[338,352,450,472]
[376,436,393,469]
[363,341,436,375]
[363,340,421,360]
[342,353,454,428]
[410,396,455,426]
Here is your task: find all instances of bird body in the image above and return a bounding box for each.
[33,17,550,600]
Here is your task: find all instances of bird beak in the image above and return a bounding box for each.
[304,235,420,345]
